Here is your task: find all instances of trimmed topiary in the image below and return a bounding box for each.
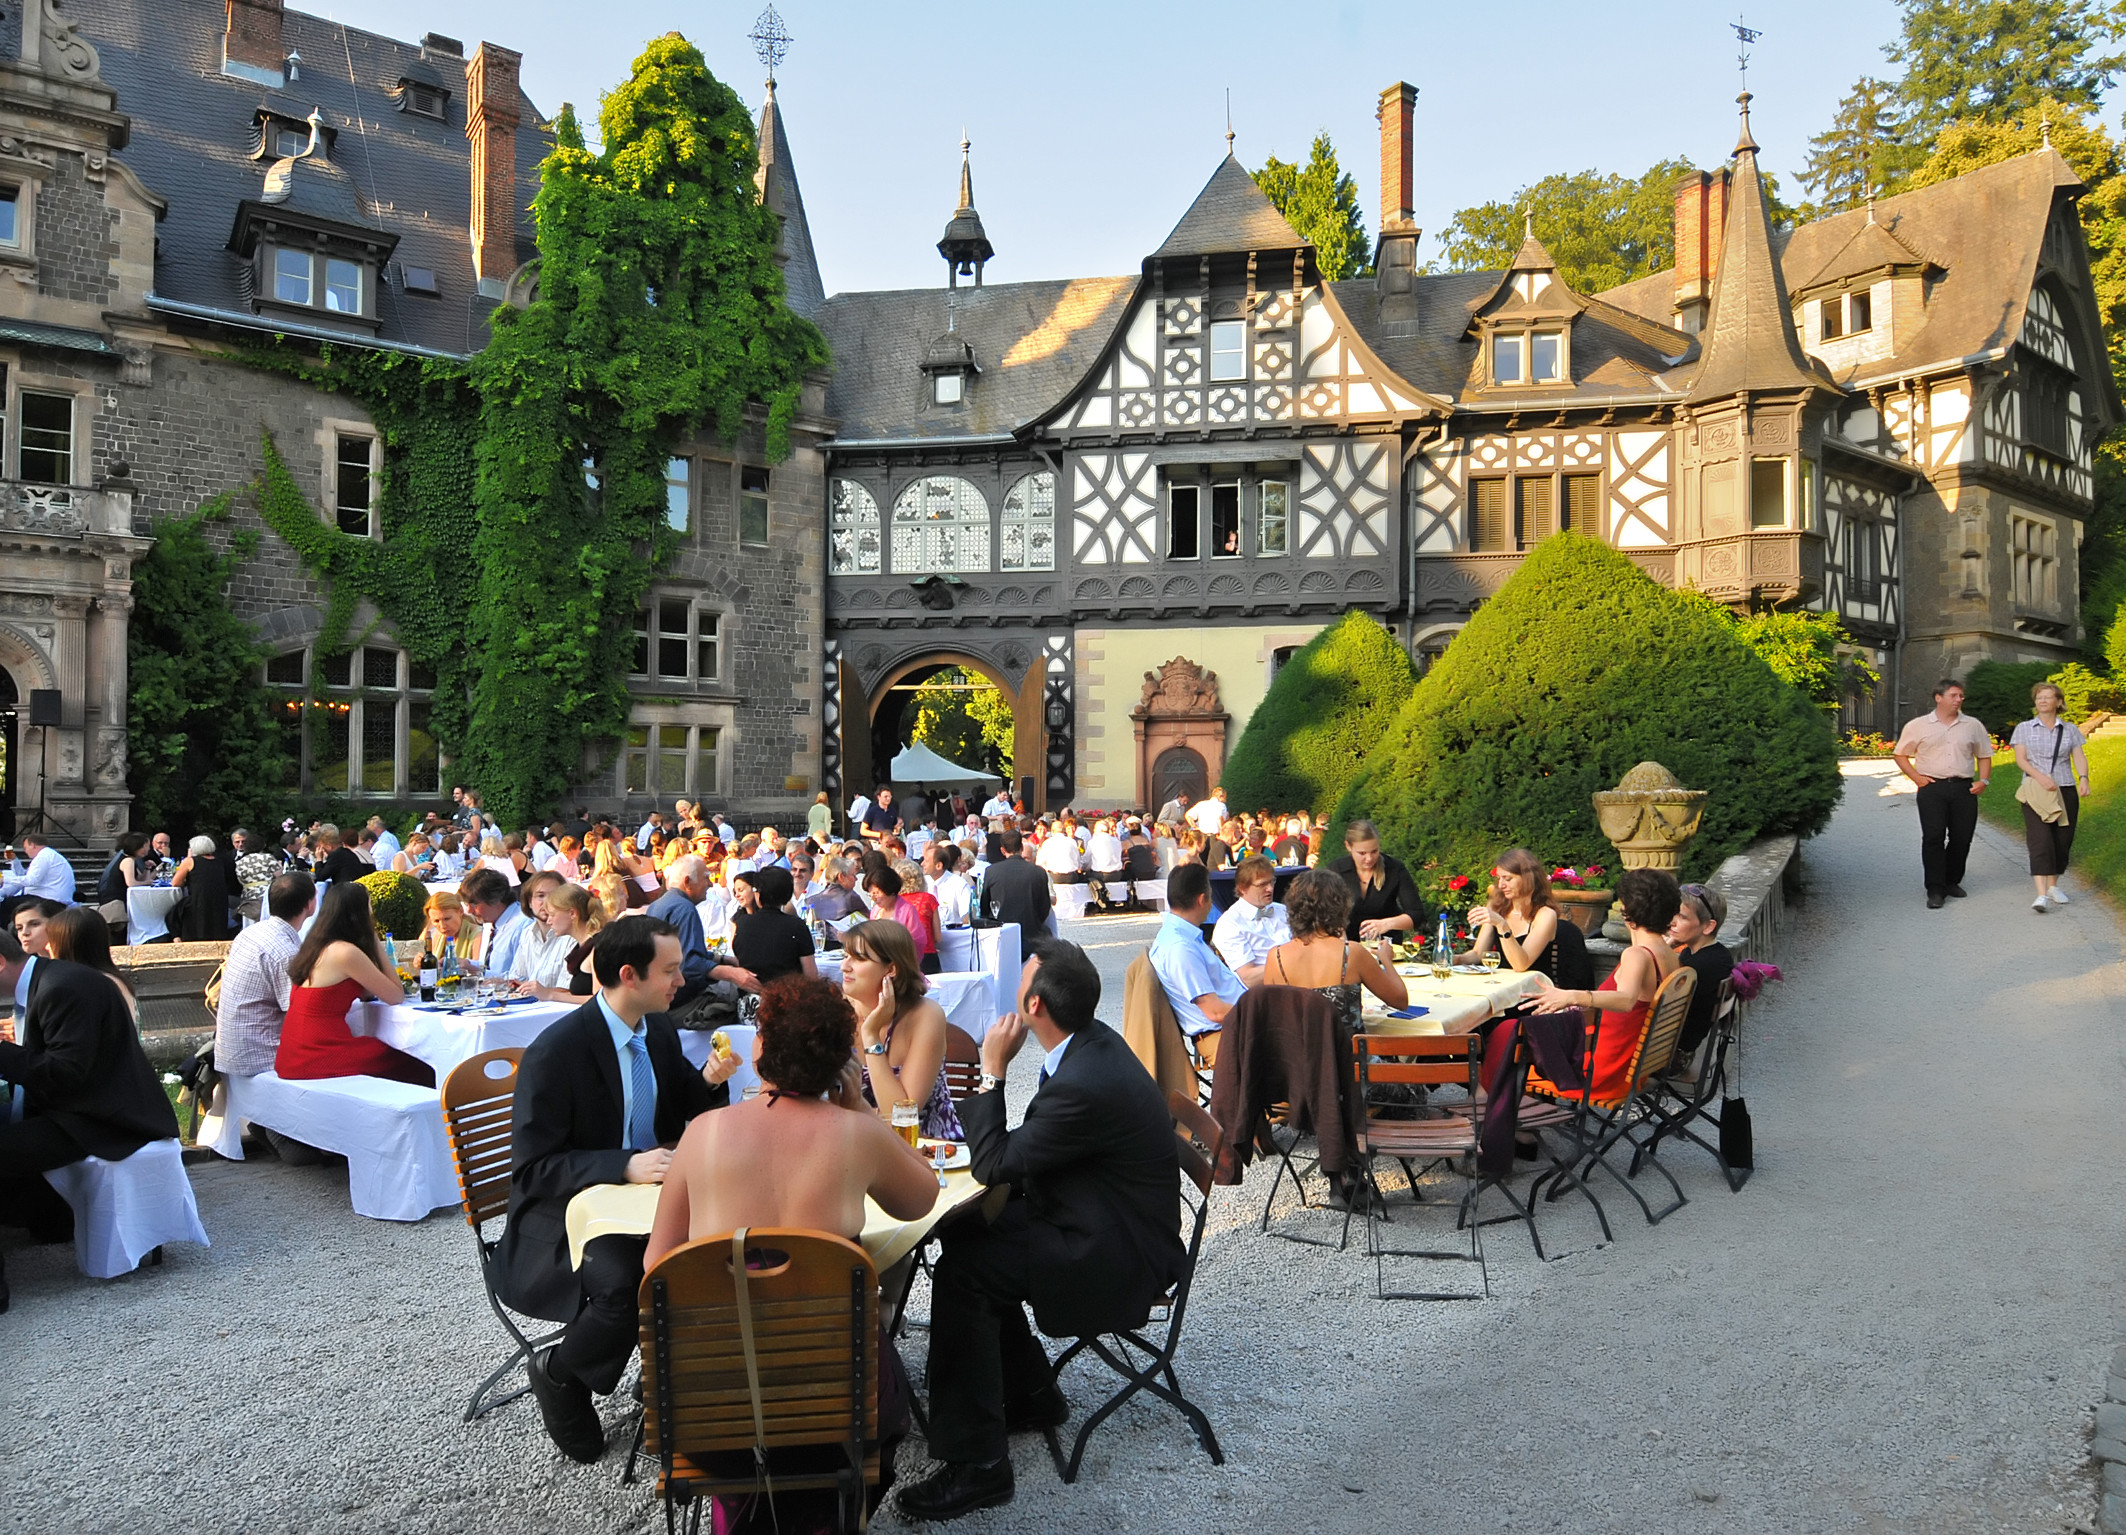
[1222,611,1417,820]
[1958,659,2053,738]
[1333,532,1842,889]
[358,870,430,940]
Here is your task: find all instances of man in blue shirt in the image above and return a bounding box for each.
[646,856,759,1005]
[1147,863,1244,1037]
[460,869,530,977]
[366,816,401,865]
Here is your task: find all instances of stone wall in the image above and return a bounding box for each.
[33,150,117,307]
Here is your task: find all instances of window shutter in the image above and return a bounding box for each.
[1563,474,1599,535]
[1471,480,1507,552]
[1516,476,1555,547]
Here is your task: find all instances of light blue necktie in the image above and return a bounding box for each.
[626,1033,656,1151]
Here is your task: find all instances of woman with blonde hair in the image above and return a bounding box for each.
[587,871,633,931]
[2012,679,2092,912]
[421,890,482,967]
[593,829,655,907]
[391,832,438,880]
[478,832,520,887]
[513,880,607,999]
[839,918,962,1140]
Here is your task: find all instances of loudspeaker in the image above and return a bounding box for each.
[27,690,61,727]
[1019,776,1035,809]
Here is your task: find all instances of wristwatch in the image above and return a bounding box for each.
[864,1041,889,1056]
[977,1073,1002,1094]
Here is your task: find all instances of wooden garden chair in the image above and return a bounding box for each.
[1635,977,1750,1191]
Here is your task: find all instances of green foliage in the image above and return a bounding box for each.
[1253,134,1372,281]
[1332,535,1843,884]
[357,869,429,939]
[903,668,1014,777]
[463,35,829,826]
[1435,158,1704,292]
[1675,591,1879,711]
[127,498,291,838]
[1883,0,2123,148]
[1223,611,1417,821]
[1965,657,2125,729]
[1799,77,1918,215]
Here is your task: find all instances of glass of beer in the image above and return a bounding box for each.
[892,1101,921,1148]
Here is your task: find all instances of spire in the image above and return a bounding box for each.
[937,137,995,288]
[752,78,826,318]
[1688,92,1823,403]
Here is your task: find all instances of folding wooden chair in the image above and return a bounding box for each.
[639,1230,880,1535]
[1634,977,1749,1191]
[940,1023,982,1102]
[1347,1033,1537,1301]
[1525,966,1697,1230]
[1042,1090,1226,1484]
[440,1048,564,1422]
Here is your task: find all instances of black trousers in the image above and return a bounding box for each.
[926,1200,1056,1465]
[2023,785,2080,876]
[555,1233,648,1396]
[0,1115,85,1240]
[1915,776,1979,893]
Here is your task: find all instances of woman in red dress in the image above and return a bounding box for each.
[275,882,433,1087]
[1523,868,1682,1099]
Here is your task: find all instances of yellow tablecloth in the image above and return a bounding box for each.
[565,1167,988,1273]
[1363,967,1550,1035]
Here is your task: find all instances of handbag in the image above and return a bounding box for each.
[1718,995,1753,1171]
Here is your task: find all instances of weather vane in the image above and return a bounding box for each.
[1731,15,1761,91]
[750,5,792,85]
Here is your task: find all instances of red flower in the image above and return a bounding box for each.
[1446,875,1471,892]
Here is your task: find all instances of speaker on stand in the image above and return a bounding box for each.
[13,690,79,848]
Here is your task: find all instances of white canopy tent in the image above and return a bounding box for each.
[889,741,1002,785]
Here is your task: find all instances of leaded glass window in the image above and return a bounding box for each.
[829,479,882,574]
[891,475,989,574]
[999,472,1055,571]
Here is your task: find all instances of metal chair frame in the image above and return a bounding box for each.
[1633,978,1750,1192]
[1041,1090,1226,1484]
[439,1047,566,1423]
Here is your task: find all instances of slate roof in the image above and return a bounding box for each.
[1151,154,1303,260]
[1796,212,1933,292]
[755,84,825,319]
[1596,147,2108,406]
[62,0,550,358]
[816,277,1137,442]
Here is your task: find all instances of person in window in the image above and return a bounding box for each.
[730,865,819,987]
[1325,820,1423,942]
[276,882,432,1087]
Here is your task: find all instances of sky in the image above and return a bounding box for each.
[324,0,1921,295]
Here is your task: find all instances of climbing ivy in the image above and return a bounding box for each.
[181,34,825,828]
[462,33,828,825]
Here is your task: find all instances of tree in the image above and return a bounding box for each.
[1253,134,1372,280]
[1676,591,1880,711]
[1799,77,1915,214]
[1222,611,1418,821]
[465,34,829,825]
[903,668,1014,778]
[1333,534,1843,884]
[1435,158,1697,292]
[127,499,292,838]
[1884,0,2124,146]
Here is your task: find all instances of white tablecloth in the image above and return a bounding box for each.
[1053,880,1168,920]
[124,885,184,943]
[366,996,579,1084]
[677,1022,760,1096]
[44,1139,210,1278]
[1364,967,1551,1035]
[215,1070,459,1222]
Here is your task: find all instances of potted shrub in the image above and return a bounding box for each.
[358,870,429,942]
[1549,864,1612,936]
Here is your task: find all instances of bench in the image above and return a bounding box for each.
[43,1139,210,1279]
[207,1071,459,1223]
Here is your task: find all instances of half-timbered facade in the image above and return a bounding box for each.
[810,81,2118,810]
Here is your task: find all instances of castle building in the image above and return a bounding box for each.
[810,85,2117,809]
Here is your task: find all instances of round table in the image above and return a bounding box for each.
[123,885,185,943]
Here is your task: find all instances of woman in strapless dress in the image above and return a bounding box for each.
[275,881,433,1087]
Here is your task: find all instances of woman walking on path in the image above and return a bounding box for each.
[2011,681,2091,913]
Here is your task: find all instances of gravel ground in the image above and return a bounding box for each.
[7,762,2121,1533]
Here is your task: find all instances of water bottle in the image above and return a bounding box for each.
[1437,911,1454,970]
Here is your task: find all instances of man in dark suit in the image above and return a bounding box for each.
[898,936,1186,1519]
[0,927,180,1311]
[976,829,1054,936]
[497,915,739,1461]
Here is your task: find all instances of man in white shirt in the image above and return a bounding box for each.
[1082,819,1125,914]
[209,871,321,1161]
[2,834,76,905]
[904,815,936,862]
[925,842,973,927]
[1035,824,1082,883]
[1186,788,1229,838]
[634,811,667,851]
[1210,856,1290,987]
[981,789,1014,819]
[366,816,402,865]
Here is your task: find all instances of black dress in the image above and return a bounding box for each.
[1325,853,1425,940]
[732,908,816,984]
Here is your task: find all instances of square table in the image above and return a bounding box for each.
[363,995,579,1083]
[1362,966,1550,1036]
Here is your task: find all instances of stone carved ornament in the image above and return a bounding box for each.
[93,726,126,786]
[1136,656,1222,716]
[38,0,103,82]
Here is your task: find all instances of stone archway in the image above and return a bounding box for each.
[1132,657,1227,812]
[843,646,1046,815]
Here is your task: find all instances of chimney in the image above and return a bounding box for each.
[1374,82,1420,320]
[465,41,523,297]
[223,0,286,82]
[1673,167,1731,333]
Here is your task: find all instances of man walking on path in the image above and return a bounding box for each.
[1893,680,1994,909]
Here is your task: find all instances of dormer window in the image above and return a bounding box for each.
[1209,320,1246,381]
[1530,332,1561,382]
[270,246,370,317]
[1491,328,1566,386]
[325,258,362,313]
[1493,335,1523,384]
[400,84,447,120]
[934,372,964,405]
[274,127,306,157]
[273,247,311,304]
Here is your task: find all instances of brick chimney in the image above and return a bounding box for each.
[465,41,523,296]
[223,0,286,79]
[1673,167,1731,333]
[1374,82,1420,320]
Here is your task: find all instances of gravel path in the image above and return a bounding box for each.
[7,764,2121,1533]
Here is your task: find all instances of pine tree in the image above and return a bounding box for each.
[1800,77,1912,212]
[1885,0,2124,144]
[1253,134,1372,280]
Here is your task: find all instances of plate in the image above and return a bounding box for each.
[918,1140,971,1170]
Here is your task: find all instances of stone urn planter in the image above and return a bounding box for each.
[1552,887,1614,937]
[1592,761,1710,939]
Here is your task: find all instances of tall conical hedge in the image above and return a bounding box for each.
[1222,611,1417,820]
[1334,533,1842,881]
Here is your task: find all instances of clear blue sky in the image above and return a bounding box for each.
[330,0,1923,293]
